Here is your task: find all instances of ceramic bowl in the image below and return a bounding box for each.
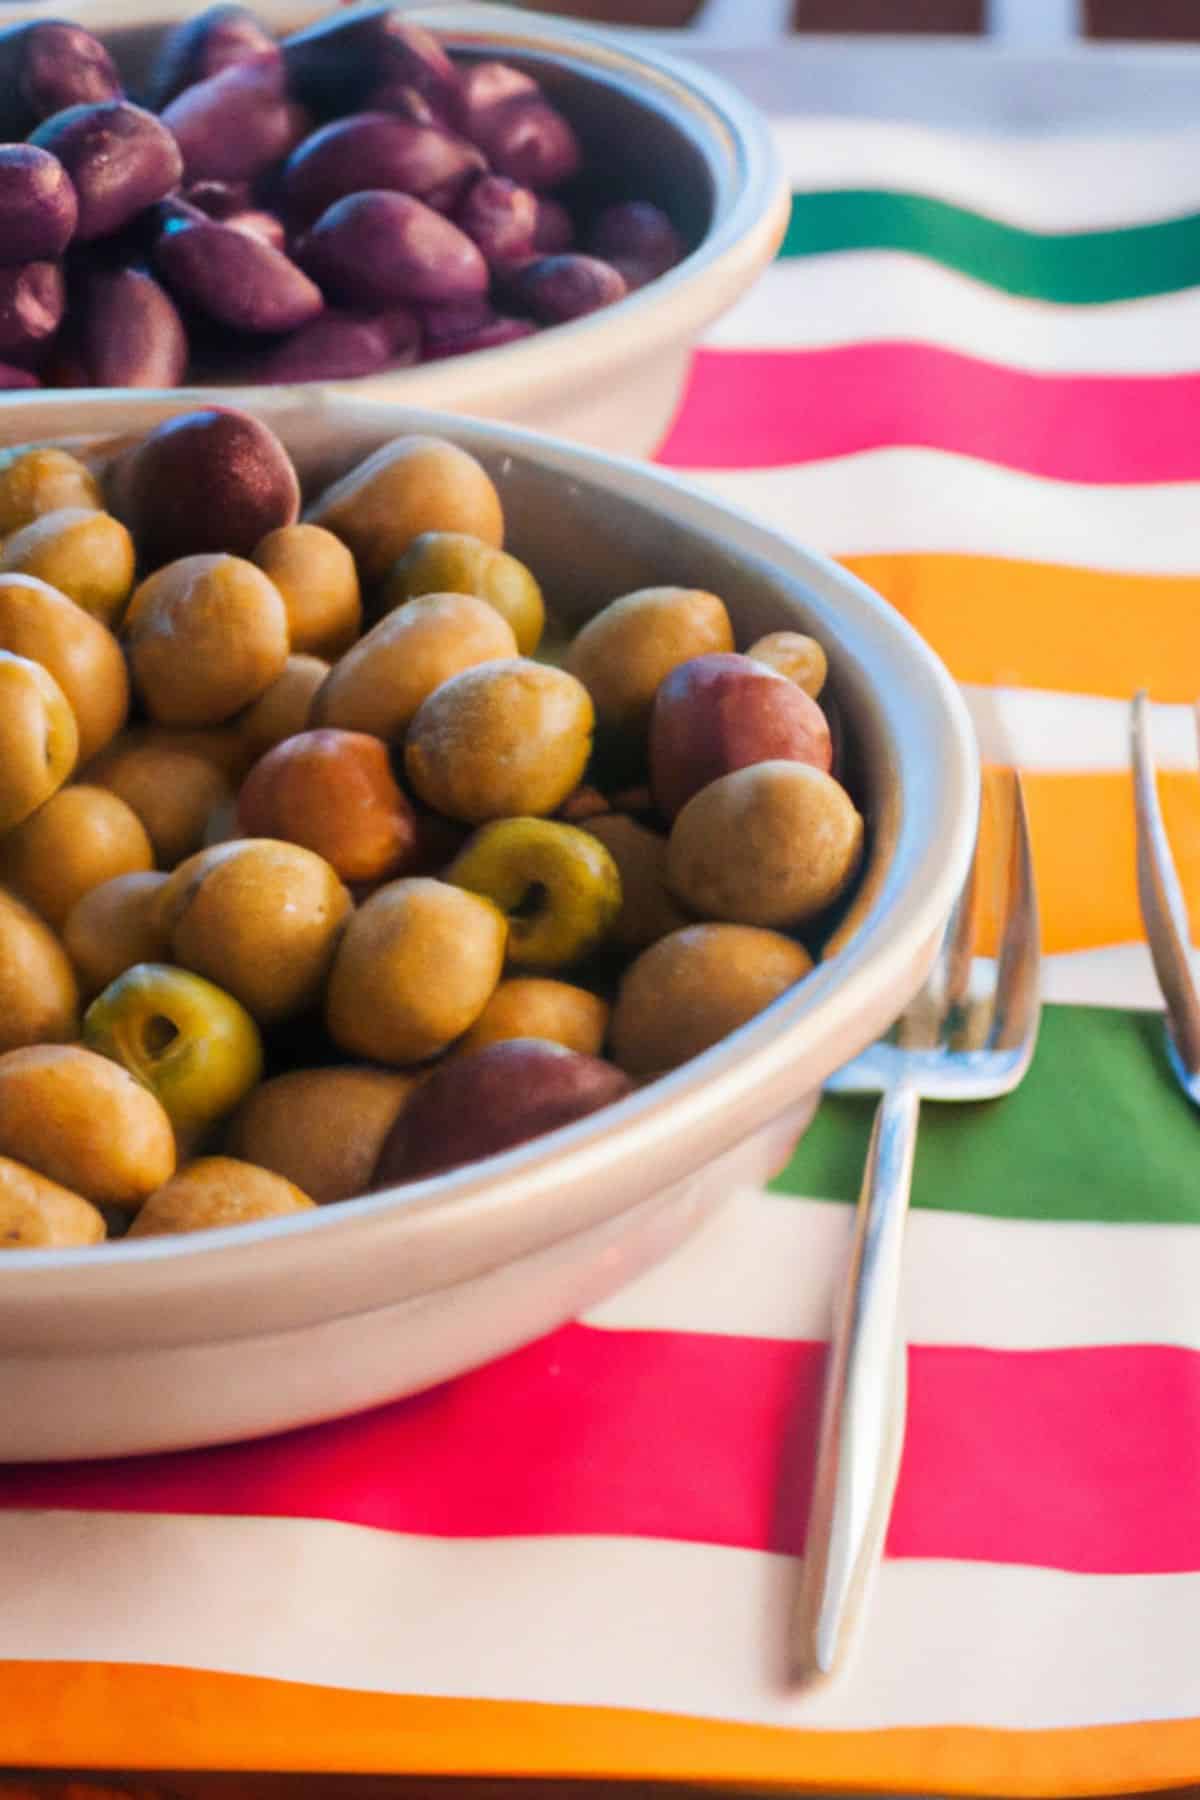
[0,392,977,1460]
[0,0,790,457]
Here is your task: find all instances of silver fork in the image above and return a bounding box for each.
[1131,689,1200,1105]
[792,768,1041,1684]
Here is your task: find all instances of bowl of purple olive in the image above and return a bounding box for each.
[0,0,788,454]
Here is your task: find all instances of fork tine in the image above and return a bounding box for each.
[939,810,980,1016]
[987,769,1041,1061]
[1132,690,1200,1075]
[897,796,980,1052]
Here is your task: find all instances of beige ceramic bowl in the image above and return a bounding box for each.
[0,393,977,1461]
[0,0,790,457]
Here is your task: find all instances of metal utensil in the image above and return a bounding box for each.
[1131,689,1200,1105]
[793,768,1041,1684]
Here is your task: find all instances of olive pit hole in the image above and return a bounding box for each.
[142,1014,180,1058]
[510,881,550,922]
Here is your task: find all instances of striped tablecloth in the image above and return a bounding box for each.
[4,40,1200,1800]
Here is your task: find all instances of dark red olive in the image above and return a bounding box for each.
[281,7,461,124]
[146,5,279,110]
[0,21,122,136]
[56,263,188,389]
[155,217,324,336]
[0,145,77,268]
[0,260,64,359]
[30,102,183,243]
[297,190,488,307]
[161,53,310,186]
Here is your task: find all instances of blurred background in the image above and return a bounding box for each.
[509,0,1196,39]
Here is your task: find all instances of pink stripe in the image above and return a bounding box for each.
[655,344,1200,483]
[4,1327,1199,1573]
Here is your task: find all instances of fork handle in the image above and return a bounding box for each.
[790,1079,920,1685]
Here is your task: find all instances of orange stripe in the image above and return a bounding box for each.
[974,766,1200,955]
[842,553,1200,700]
[0,1663,1197,1796]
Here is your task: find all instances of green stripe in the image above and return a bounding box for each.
[775,1004,1200,1225]
[781,190,1200,305]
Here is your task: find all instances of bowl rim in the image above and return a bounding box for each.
[0,0,792,407]
[0,393,980,1318]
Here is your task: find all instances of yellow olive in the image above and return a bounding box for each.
[0,447,101,536]
[0,508,135,627]
[307,435,504,584]
[666,761,864,928]
[405,658,593,823]
[610,923,814,1078]
[127,1157,315,1237]
[447,817,621,970]
[157,839,352,1025]
[0,885,80,1052]
[0,1043,176,1210]
[0,647,78,833]
[226,1066,415,1204]
[0,1154,105,1249]
[62,870,170,1000]
[325,877,506,1065]
[0,784,154,932]
[84,963,264,1142]
[457,978,608,1058]
[381,531,544,655]
[252,523,361,658]
[746,631,828,698]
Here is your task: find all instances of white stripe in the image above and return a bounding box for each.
[691,0,793,41]
[773,117,1200,229]
[692,455,1200,573]
[986,0,1081,47]
[2,1513,1197,1733]
[706,255,1200,373]
[1042,942,1167,1011]
[586,1189,1200,1349]
[962,687,1198,773]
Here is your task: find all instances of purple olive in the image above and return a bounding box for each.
[468,95,581,193]
[226,209,287,252]
[282,113,484,230]
[0,260,64,359]
[281,8,460,124]
[297,190,488,307]
[459,60,538,134]
[182,178,252,219]
[361,80,439,127]
[506,253,626,324]
[156,217,324,335]
[161,54,310,186]
[533,194,574,253]
[589,201,685,279]
[177,183,285,250]
[0,146,77,268]
[30,102,183,244]
[0,360,38,389]
[607,257,660,293]
[58,263,188,388]
[106,406,300,566]
[146,5,279,110]
[0,22,122,135]
[151,194,211,236]
[372,1038,634,1185]
[455,174,537,268]
[421,305,538,360]
[245,306,420,383]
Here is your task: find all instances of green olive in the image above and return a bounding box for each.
[83,962,264,1143]
[447,817,622,971]
[381,531,545,655]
